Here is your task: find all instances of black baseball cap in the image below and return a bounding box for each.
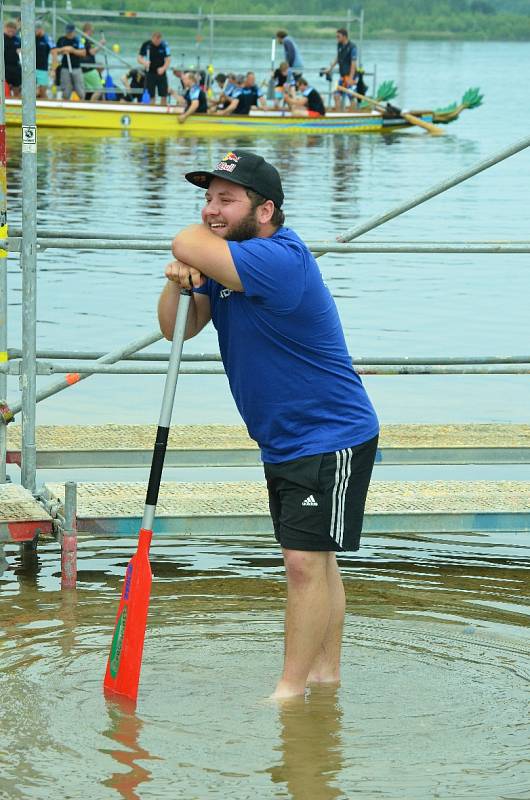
[185,150,284,209]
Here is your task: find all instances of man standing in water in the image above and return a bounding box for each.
[158,151,379,700]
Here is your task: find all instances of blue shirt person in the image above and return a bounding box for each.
[178,71,207,123]
[276,29,303,82]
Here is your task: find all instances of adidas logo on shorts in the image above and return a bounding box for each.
[301,494,318,507]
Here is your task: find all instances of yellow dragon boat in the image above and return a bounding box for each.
[4,87,482,136]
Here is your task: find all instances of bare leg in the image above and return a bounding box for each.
[271,549,331,700]
[307,553,345,684]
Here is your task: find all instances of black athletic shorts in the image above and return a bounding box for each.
[264,435,378,552]
[5,65,22,89]
[146,72,168,98]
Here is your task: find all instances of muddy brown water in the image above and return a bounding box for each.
[1,529,529,799]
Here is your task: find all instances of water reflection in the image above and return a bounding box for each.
[268,686,345,800]
[101,700,159,800]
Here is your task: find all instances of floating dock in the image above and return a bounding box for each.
[6,423,530,468]
[0,483,53,542]
[42,479,530,536]
[2,424,530,543]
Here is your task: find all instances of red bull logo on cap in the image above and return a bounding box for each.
[216,151,240,172]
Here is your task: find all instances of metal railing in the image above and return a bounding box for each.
[1,0,529,492]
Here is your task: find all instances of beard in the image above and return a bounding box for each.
[225,208,260,242]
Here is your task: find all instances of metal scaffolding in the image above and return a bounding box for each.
[1,1,529,496]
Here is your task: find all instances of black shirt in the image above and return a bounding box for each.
[3,33,21,68]
[273,68,288,88]
[56,35,85,69]
[305,87,325,116]
[80,36,96,68]
[35,33,55,71]
[139,40,170,73]
[337,40,357,77]
[184,84,207,113]
[235,86,261,116]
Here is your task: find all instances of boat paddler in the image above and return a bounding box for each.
[158,150,379,700]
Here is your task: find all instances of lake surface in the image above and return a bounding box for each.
[1,37,530,799]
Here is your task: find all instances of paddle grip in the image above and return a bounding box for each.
[145,425,169,506]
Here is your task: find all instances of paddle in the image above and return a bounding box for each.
[65,53,80,101]
[267,38,276,101]
[103,289,192,704]
[104,53,118,101]
[337,85,444,135]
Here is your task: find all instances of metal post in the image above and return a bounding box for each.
[61,481,77,589]
[20,0,38,494]
[0,0,8,481]
[346,7,351,37]
[196,6,203,71]
[52,0,56,41]
[358,8,364,67]
[208,12,214,69]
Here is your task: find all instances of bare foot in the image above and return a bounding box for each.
[268,681,307,702]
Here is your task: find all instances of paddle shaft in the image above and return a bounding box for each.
[338,85,444,135]
[143,289,192,531]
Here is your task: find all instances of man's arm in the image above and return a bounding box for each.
[158,278,211,341]
[172,224,243,290]
[158,56,170,75]
[216,96,239,116]
[179,98,198,122]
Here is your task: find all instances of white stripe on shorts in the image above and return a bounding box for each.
[330,448,353,547]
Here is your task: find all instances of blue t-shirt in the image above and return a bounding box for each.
[196,227,379,463]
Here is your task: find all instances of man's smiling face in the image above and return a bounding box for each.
[201,178,260,242]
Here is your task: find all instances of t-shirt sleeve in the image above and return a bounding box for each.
[162,42,171,57]
[189,86,200,101]
[228,237,306,313]
[139,42,148,56]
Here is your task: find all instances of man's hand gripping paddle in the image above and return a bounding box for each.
[103,290,192,704]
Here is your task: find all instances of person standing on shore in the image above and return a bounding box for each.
[158,150,379,700]
[138,32,171,106]
[3,20,22,98]
[276,30,303,83]
[80,23,105,102]
[324,28,358,111]
[55,23,86,100]
[35,21,57,99]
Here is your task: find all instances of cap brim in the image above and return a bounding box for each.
[185,170,253,193]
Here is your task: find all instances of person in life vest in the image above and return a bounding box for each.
[284,76,326,117]
[177,71,208,123]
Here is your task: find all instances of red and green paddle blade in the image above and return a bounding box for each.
[103,528,153,703]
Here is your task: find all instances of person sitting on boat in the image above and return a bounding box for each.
[35,20,57,99]
[138,31,171,106]
[208,72,227,109]
[284,76,325,118]
[55,23,86,101]
[121,68,146,102]
[177,71,208,123]
[323,28,357,111]
[3,20,22,98]
[80,23,105,102]
[215,73,244,116]
[234,72,268,115]
[272,61,294,110]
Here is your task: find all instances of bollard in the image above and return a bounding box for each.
[61,481,77,590]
